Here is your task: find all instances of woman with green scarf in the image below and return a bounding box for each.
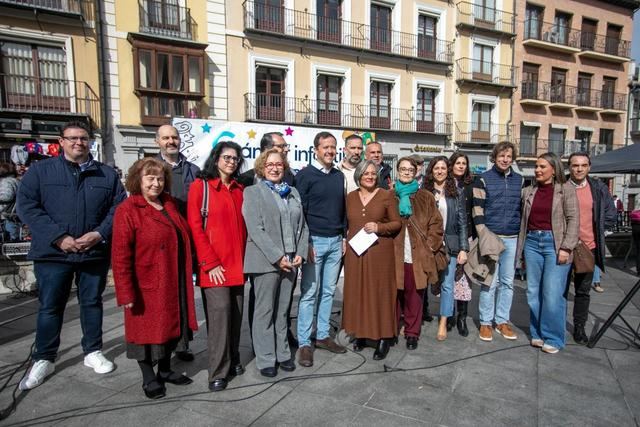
[392,157,444,350]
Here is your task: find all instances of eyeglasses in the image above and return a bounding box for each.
[265,162,284,169]
[221,155,240,164]
[399,167,416,174]
[62,136,90,143]
[272,144,290,149]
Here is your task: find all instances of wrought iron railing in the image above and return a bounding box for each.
[523,19,580,48]
[456,58,516,87]
[139,0,196,40]
[456,1,515,34]
[454,122,512,144]
[600,90,626,111]
[0,74,100,127]
[578,32,631,58]
[242,0,454,64]
[0,0,94,19]
[520,81,550,102]
[244,93,453,134]
[515,138,539,157]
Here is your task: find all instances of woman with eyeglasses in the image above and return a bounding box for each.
[242,148,308,377]
[423,156,468,342]
[392,157,443,350]
[187,141,247,392]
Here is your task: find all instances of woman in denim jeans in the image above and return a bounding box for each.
[516,153,579,354]
[423,157,468,342]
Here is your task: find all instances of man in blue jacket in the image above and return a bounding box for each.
[17,121,127,390]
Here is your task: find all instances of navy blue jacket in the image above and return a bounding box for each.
[474,165,523,236]
[17,155,127,262]
[585,177,617,271]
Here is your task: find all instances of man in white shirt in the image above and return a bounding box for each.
[337,133,363,194]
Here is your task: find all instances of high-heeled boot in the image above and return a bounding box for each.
[456,300,469,337]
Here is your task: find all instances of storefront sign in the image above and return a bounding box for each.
[412,144,442,154]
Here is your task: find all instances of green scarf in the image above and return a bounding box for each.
[395,179,419,217]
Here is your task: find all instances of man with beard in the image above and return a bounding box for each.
[338,133,363,194]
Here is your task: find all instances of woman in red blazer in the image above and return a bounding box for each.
[187,141,247,392]
[112,158,198,400]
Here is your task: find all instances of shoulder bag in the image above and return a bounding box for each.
[573,240,594,273]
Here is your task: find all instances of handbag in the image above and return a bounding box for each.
[573,240,595,274]
[453,265,472,301]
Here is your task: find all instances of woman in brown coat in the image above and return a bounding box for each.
[392,157,444,350]
[343,160,402,360]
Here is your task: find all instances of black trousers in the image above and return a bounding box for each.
[632,224,640,276]
[569,249,596,328]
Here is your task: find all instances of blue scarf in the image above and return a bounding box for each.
[394,179,419,217]
[263,180,291,198]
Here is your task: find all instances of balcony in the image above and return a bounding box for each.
[454,122,512,145]
[630,117,640,136]
[599,91,627,114]
[456,1,515,35]
[548,85,576,109]
[0,0,93,20]
[577,32,631,63]
[242,1,454,65]
[456,58,516,88]
[517,138,593,158]
[523,20,581,54]
[520,81,550,105]
[0,74,100,128]
[516,138,539,157]
[139,0,196,40]
[244,93,453,135]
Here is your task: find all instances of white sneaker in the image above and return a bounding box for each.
[541,344,560,354]
[531,339,544,348]
[19,360,55,390]
[84,351,115,374]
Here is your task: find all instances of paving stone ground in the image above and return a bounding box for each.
[0,259,639,427]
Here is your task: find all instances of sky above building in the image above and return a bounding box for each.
[633,9,640,61]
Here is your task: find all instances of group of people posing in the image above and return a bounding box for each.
[16,121,618,402]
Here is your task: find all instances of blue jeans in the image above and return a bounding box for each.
[524,231,572,349]
[439,256,457,317]
[479,236,517,325]
[3,219,19,241]
[592,265,601,284]
[33,261,109,361]
[297,235,343,347]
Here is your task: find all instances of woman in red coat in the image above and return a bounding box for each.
[187,141,247,392]
[112,158,198,400]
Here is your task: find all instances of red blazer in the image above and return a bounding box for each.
[187,177,247,287]
[112,193,198,344]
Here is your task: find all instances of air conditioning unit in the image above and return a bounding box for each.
[590,144,607,156]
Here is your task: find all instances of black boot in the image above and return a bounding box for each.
[456,300,469,337]
[373,339,390,360]
[446,316,455,331]
[573,324,589,345]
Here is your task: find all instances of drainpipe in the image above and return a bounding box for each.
[507,0,516,147]
[95,0,111,165]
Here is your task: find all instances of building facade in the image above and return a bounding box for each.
[513,0,637,185]
[0,1,101,163]
[102,0,228,170]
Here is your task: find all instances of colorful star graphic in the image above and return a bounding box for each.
[247,129,257,139]
[201,123,212,133]
[284,126,294,136]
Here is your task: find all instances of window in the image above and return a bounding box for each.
[601,77,616,109]
[524,4,544,40]
[370,4,392,52]
[474,0,496,26]
[553,12,572,45]
[549,127,565,156]
[550,68,567,103]
[519,125,538,156]
[575,128,592,152]
[0,42,69,111]
[417,14,437,59]
[471,102,492,141]
[132,40,205,125]
[416,87,435,132]
[472,44,493,81]
[606,24,622,56]
[370,80,391,129]
[317,74,341,125]
[256,66,285,121]
[580,18,598,50]
[255,0,284,33]
[599,129,614,151]
[317,0,341,43]
[522,63,539,99]
[577,73,592,106]
[147,0,180,32]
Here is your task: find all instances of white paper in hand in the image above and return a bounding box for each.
[348,227,378,256]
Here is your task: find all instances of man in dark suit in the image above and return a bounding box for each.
[238,132,294,186]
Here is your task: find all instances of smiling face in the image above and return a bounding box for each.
[535,158,554,185]
[432,160,448,185]
[263,152,285,184]
[155,125,181,158]
[141,171,165,202]
[216,147,240,179]
[314,136,337,169]
[359,163,378,191]
[452,156,468,179]
[59,126,90,164]
[494,148,514,173]
[398,160,417,184]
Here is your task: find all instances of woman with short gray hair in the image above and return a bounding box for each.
[353,160,379,188]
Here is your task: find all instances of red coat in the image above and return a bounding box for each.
[187,177,247,287]
[112,193,198,344]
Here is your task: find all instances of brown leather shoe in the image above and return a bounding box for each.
[315,338,347,354]
[496,323,517,340]
[479,325,493,342]
[298,346,314,367]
